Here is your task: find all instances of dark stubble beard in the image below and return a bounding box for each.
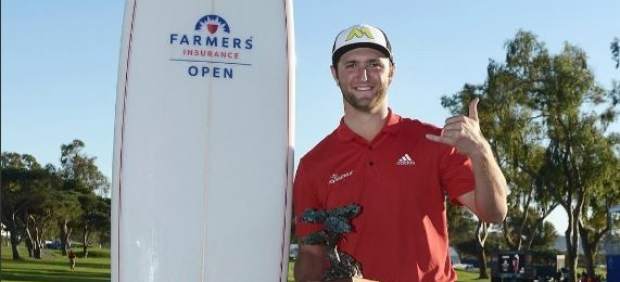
[340,83,388,113]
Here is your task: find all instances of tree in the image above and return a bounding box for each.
[578,135,620,278]
[77,194,110,258]
[502,32,617,282]
[52,191,81,256]
[56,139,110,255]
[1,152,44,260]
[442,55,558,255]
[441,44,557,279]
[60,139,110,195]
[441,31,618,281]
[536,47,616,282]
[20,165,60,259]
[447,203,476,248]
[502,207,558,252]
[474,220,491,279]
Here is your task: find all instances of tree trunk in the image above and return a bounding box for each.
[578,223,595,279]
[565,213,579,282]
[38,225,47,255]
[578,219,608,280]
[8,215,22,260]
[82,227,90,258]
[32,220,42,259]
[477,246,489,279]
[59,219,71,256]
[33,241,42,259]
[24,236,34,257]
[9,229,21,260]
[476,221,490,279]
[24,217,34,258]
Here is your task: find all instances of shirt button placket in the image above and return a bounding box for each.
[367,144,374,166]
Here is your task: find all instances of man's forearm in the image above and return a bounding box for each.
[470,142,508,223]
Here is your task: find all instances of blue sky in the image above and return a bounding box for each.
[2,0,619,233]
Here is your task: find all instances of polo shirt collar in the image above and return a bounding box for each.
[336,108,402,142]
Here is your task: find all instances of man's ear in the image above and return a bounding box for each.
[388,63,395,84]
[330,65,339,85]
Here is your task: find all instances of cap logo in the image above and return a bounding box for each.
[345,27,375,41]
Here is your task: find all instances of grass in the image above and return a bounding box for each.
[455,269,489,281]
[2,244,486,281]
[1,244,110,282]
[286,259,487,281]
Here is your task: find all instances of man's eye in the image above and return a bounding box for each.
[344,63,356,69]
[368,62,383,68]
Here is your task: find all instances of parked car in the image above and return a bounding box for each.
[45,240,62,249]
[452,262,474,270]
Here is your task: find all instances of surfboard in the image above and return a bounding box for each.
[111,0,295,281]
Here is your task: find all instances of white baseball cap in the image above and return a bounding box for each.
[331,24,393,66]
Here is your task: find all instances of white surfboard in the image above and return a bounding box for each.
[111,1,295,281]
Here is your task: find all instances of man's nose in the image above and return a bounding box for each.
[360,67,368,81]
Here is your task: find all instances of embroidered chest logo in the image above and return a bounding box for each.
[328,170,354,185]
[396,153,415,166]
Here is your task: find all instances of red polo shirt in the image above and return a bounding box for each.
[293,110,475,282]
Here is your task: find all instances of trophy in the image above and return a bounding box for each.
[300,204,373,281]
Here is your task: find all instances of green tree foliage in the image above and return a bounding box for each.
[57,139,110,255]
[1,139,111,259]
[447,203,476,248]
[20,165,61,259]
[534,42,617,282]
[578,135,620,277]
[60,139,110,195]
[1,153,59,259]
[500,206,559,253]
[77,194,111,258]
[441,30,618,282]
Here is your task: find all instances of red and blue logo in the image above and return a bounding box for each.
[169,14,254,79]
[194,15,231,34]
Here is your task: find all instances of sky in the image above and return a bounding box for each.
[2,0,619,235]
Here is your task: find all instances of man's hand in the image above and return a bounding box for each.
[425,98,488,157]
[425,97,508,223]
[294,244,327,282]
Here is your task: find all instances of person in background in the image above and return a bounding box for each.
[68,249,77,271]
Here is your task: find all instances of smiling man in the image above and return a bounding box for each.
[293,24,508,282]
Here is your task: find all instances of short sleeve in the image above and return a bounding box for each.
[293,159,323,238]
[439,146,475,205]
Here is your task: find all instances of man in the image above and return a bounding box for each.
[293,24,507,282]
[68,249,77,271]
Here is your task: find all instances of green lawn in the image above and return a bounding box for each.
[454,269,489,281]
[286,259,487,281]
[2,245,485,281]
[1,245,110,282]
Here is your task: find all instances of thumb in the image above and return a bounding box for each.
[425,134,446,144]
[469,97,479,122]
